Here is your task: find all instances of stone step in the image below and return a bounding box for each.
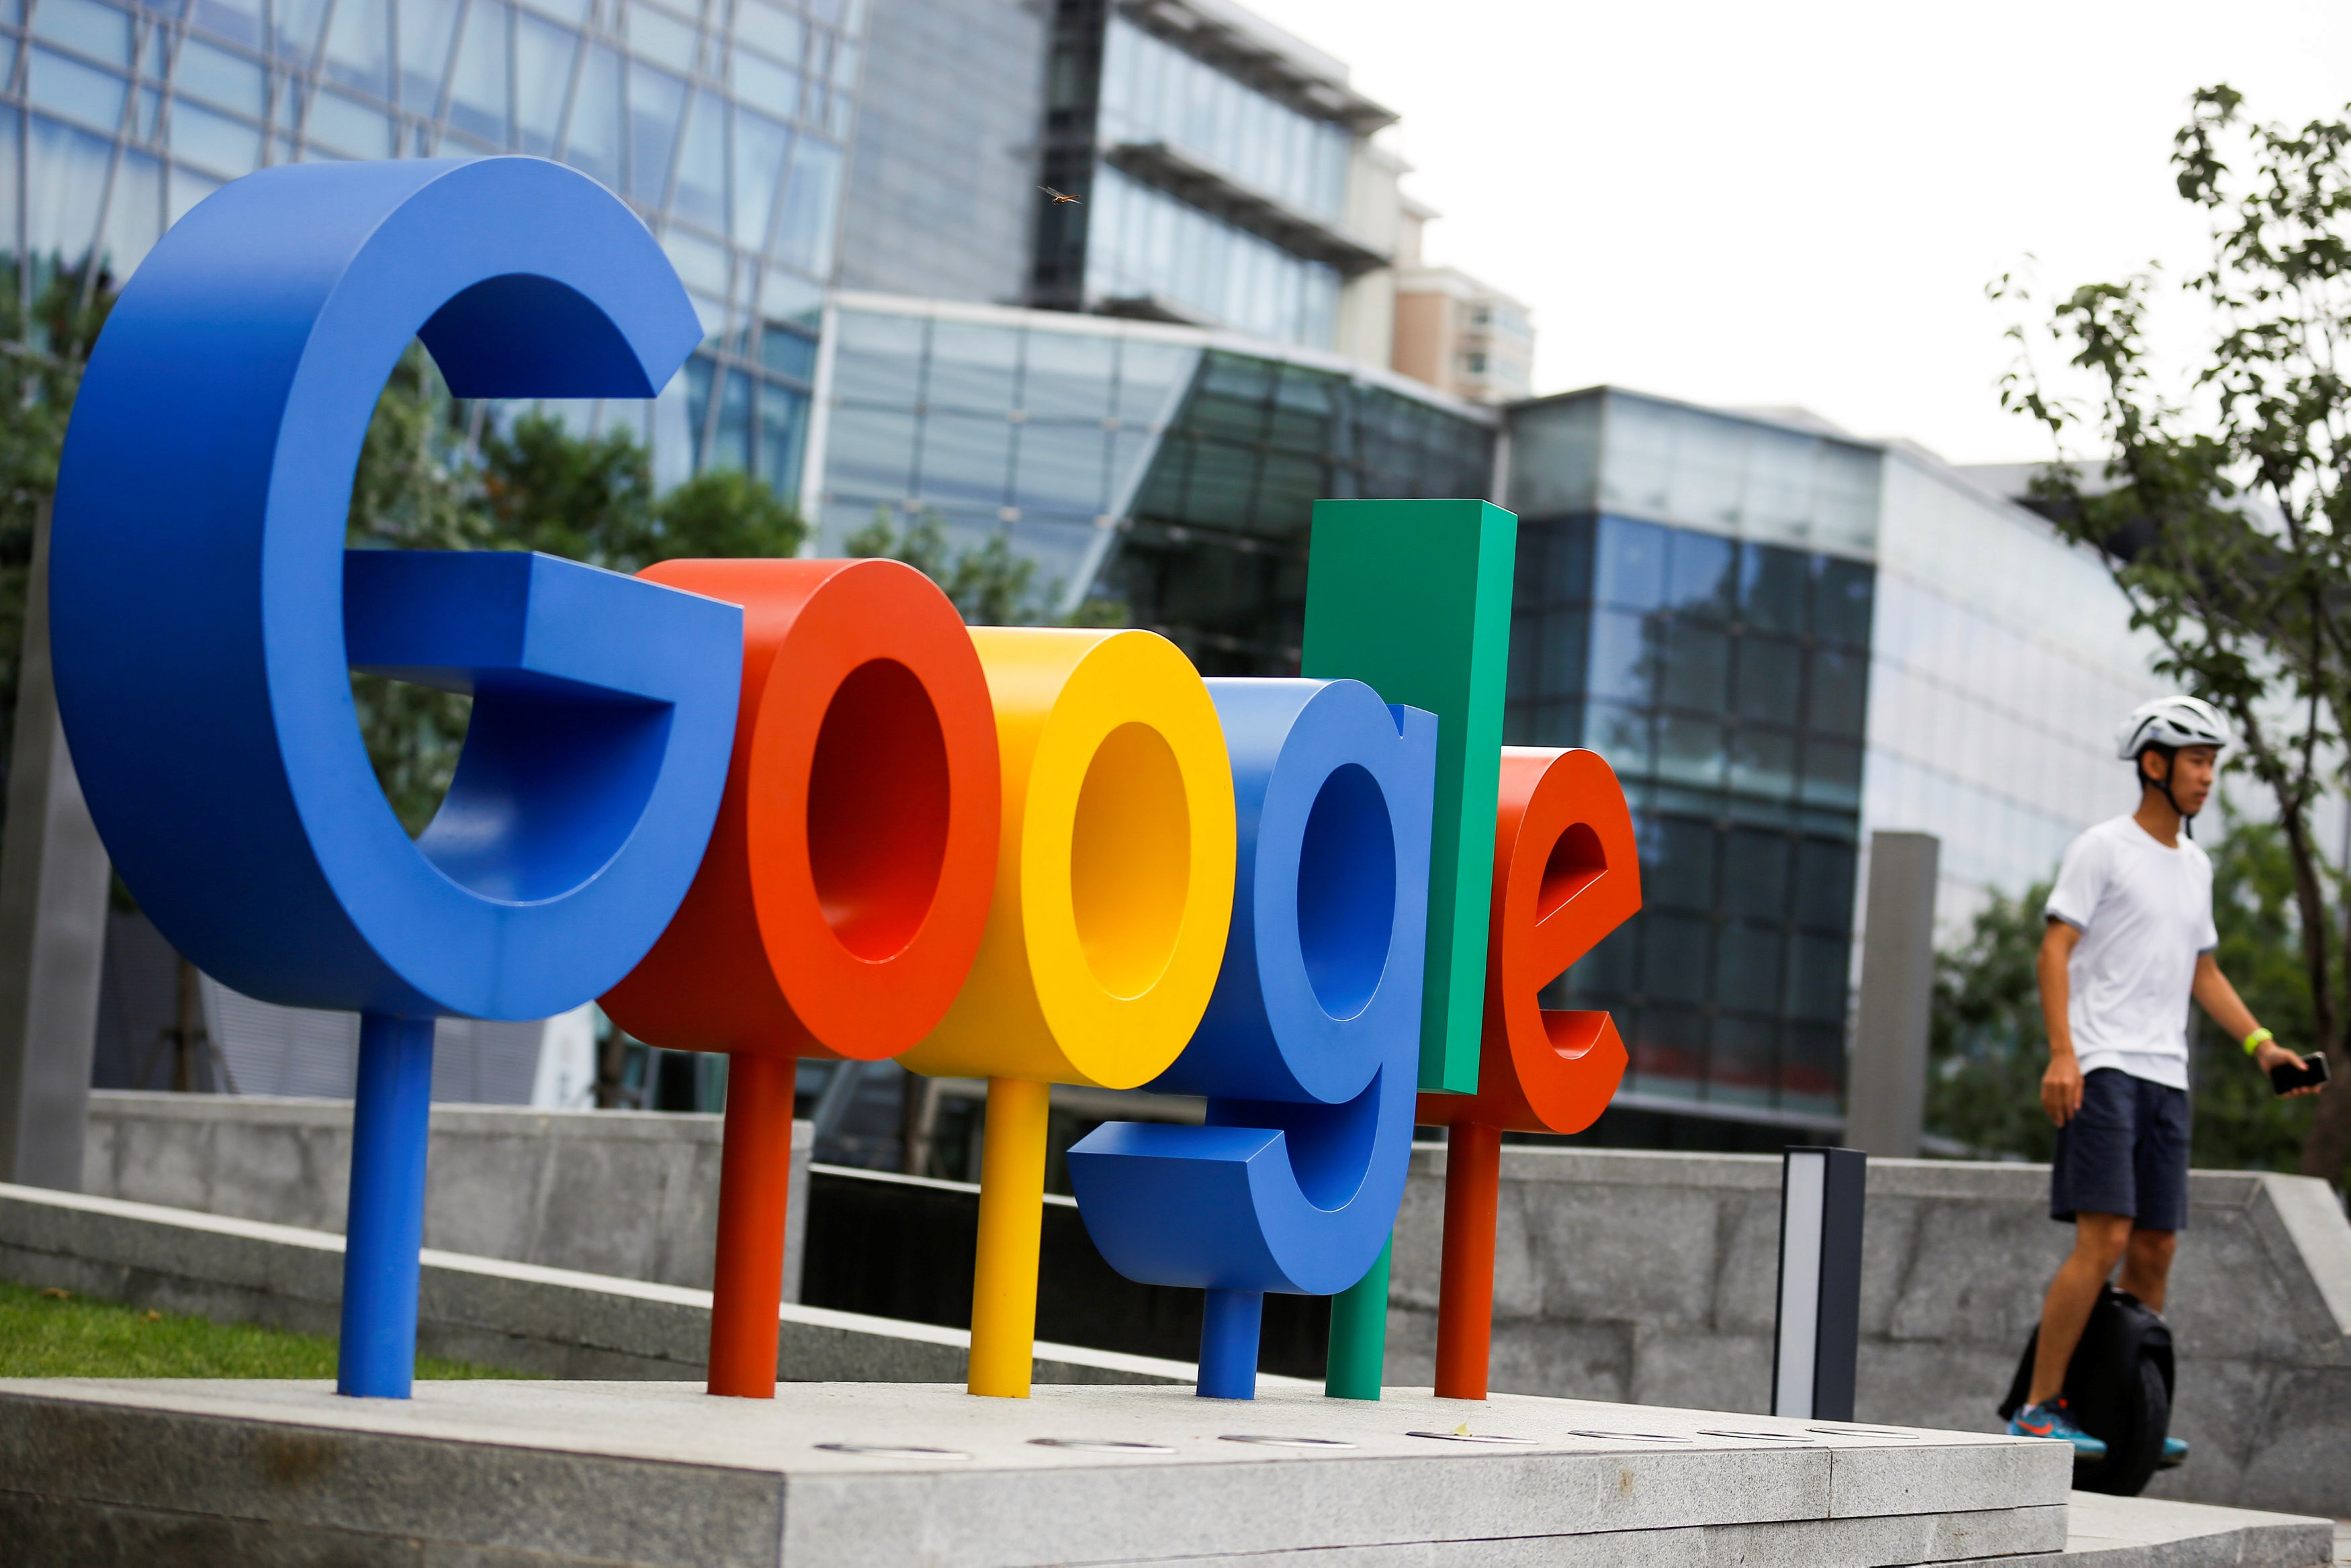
[0,1379,2073,1568]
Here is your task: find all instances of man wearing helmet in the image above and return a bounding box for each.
[2007,696,2323,1460]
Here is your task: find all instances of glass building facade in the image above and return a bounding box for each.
[1505,391,1880,1131]
[1500,387,2166,1140]
[1032,0,1392,353]
[2,0,859,491]
[806,293,1497,671]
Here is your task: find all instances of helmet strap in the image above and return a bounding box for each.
[2139,746,2195,837]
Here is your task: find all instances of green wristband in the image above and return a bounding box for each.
[2243,1027,2274,1057]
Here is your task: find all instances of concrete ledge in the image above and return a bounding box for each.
[82,1092,806,1297]
[2016,1492,2337,1568]
[0,1379,2076,1568]
[1388,1144,2351,1517]
[0,1182,1237,1387]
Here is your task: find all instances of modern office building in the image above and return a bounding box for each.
[804,291,1497,672]
[1390,198,1533,405]
[3,0,860,492]
[837,0,1410,364]
[1499,387,2162,1144]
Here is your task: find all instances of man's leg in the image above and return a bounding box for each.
[2027,1211,2131,1406]
[2117,1228,2176,1313]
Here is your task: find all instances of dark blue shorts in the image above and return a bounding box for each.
[2049,1068,2190,1232]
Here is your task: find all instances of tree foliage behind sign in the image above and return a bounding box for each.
[0,262,114,809]
[1998,85,2351,1184]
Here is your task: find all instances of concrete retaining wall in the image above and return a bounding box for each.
[81,1091,807,1299]
[1384,1146,2351,1518]
[0,1182,1217,1387]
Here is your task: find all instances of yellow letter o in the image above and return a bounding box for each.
[903,628,1235,1089]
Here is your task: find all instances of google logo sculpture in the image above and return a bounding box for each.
[52,156,1641,1405]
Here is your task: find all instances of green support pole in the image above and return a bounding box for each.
[1325,1236,1391,1400]
[1304,498,1518,1399]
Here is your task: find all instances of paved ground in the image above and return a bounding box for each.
[2334,1520,2348,1564]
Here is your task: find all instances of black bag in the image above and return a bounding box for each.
[1998,1284,2174,1495]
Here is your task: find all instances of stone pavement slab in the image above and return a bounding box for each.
[0,1378,2067,1568]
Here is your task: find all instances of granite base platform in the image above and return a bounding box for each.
[0,1379,2325,1568]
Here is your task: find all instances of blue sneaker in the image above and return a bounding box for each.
[2008,1400,2108,1460]
[2160,1434,2188,1467]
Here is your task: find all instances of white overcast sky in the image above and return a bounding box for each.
[1244,0,2351,465]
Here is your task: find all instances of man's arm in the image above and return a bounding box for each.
[2039,919,2084,1125]
[2192,954,2325,1096]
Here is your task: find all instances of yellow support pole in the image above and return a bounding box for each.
[969,1075,1051,1397]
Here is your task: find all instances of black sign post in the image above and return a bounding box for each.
[1771,1145,1867,1422]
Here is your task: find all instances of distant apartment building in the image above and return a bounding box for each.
[1390,198,1533,404]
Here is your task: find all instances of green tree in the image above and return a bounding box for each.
[1997,85,2351,1183]
[845,506,1127,628]
[0,262,116,804]
[1928,883,2059,1163]
[1928,815,2334,1172]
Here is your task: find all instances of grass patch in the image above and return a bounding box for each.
[0,1281,536,1380]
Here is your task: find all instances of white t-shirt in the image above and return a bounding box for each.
[2043,815,2217,1091]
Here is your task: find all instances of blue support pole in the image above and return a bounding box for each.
[1198,1287,1263,1399]
[338,1011,436,1398]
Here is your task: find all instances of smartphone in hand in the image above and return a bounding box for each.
[2270,1052,2331,1095]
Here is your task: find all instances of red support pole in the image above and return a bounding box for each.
[1433,1119,1502,1401]
[707,1052,795,1397]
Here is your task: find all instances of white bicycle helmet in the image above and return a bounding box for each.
[2113,695,2233,760]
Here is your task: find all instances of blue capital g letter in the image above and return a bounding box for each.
[50,159,742,1397]
[1067,679,1435,1398]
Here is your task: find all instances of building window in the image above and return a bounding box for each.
[1511,513,1875,1123]
[1086,166,1341,349]
[1097,17,1351,222]
[1464,352,1488,375]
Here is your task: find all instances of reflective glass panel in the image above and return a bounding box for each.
[832,309,922,404]
[1642,817,1717,912]
[926,320,1018,412]
[627,61,685,203]
[730,106,788,247]
[274,0,328,59]
[174,35,263,111]
[1013,422,1108,518]
[324,0,392,94]
[28,47,125,128]
[731,48,797,120]
[670,87,727,230]
[1660,620,1728,712]
[189,0,260,48]
[1022,328,1114,419]
[26,113,110,262]
[772,131,838,271]
[446,0,511,145]
[33,0,132,63]
[307,86,392,154]
[1594,516,1667,609]
[1734,635,1802,724]
[562,41,621,189]
[1665,528,1734,620]
[1706,1013,1776,1105]
[397,0,459,109]
[916,412,1012,508]
[1640,913,1711,1005]
[759,381,808,495]
[169,97,264,175]
[825,405,918,498]
[513,13,576,155]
